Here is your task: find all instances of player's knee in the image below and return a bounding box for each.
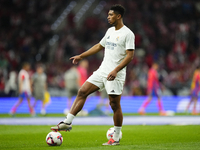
[77,88,88,98]
[110,101,119,112]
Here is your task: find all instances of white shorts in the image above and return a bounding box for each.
[87,71,125,95]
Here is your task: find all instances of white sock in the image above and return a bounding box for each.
[40,108,46,115]
[63,113,75,124]
[113,126,122,141]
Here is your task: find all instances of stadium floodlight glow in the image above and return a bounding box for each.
[93,1,106,15]
[51,1,77,30]
[74,0,96,23]
[49,35,59,46]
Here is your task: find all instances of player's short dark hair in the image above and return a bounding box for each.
[110,4,125,18]
[37,64,44,69]
[22,62,30,68]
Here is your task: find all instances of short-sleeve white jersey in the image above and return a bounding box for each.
[18,69,31,94]
[98,25,135,81]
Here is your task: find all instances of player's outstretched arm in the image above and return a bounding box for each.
[107,50,134,81]
[70,43,104,64]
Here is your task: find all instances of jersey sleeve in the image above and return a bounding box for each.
[125,32,135,50]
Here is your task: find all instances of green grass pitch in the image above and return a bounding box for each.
[0,112,197,118]
[0,125,200,150]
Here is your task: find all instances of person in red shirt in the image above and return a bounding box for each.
[10,62,35,116]
[138,62,166,115]
[185,65,200,115]
[77,59,88,86]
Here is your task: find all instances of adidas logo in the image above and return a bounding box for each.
[110,90,115,93]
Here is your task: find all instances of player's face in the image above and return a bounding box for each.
[37,67,43,74]
[154,64,159,70]
[25,64,30,71]
[107,10,118,25]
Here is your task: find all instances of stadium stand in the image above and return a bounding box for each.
[0,0,200,96]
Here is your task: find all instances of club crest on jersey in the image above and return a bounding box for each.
[116,36,119,41]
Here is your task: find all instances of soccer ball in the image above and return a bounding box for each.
[46,131,63,146]
[106,127,122,140]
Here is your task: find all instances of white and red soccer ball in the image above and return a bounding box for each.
[46,131,63,146]
[106,127,122,140]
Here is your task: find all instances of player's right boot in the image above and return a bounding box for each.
[51,121,72,132]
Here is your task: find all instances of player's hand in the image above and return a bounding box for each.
[107,70,117,81]
[70,55,82,64]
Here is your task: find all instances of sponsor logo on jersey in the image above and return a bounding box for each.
[106,42,117,47]
[106,41,117,50]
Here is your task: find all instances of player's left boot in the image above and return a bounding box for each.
[191,110,198,115]
[138,109,145,115]
[9,111,15,117]
[102,138,120,146]
[51,121,72,132]
[159,111,166,116]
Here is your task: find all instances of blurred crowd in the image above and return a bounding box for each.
[0,0,200,97]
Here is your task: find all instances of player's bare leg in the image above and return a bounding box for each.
[103,94,122,145]
[157,98,166,116]
[41,102,46,115]
[10,98,23,115]
[138,96,152,115]
[185,98,193,113]
[51,82,99,131]
[27,98,35,116]
[192,98,198,115]
[69,82,99,115]
[109,95,123,127]
[32,100,37,108]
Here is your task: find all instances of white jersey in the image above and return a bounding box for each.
[18,69,31,94]
[98,25,135,81]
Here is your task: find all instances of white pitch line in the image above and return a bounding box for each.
[0,116,200,125]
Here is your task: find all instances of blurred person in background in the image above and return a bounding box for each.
[77,59,89,115]
[96,89,110,115]
[185,65,200,115]
[129,70,144,95]
[31,64,47,115]
[63,66,80,115]
[138,62,166,116]
[0,1,199,95]
[0,74,6,97]
[77,59,89,86]
[4,71,17,97]
[9,62,35,116]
